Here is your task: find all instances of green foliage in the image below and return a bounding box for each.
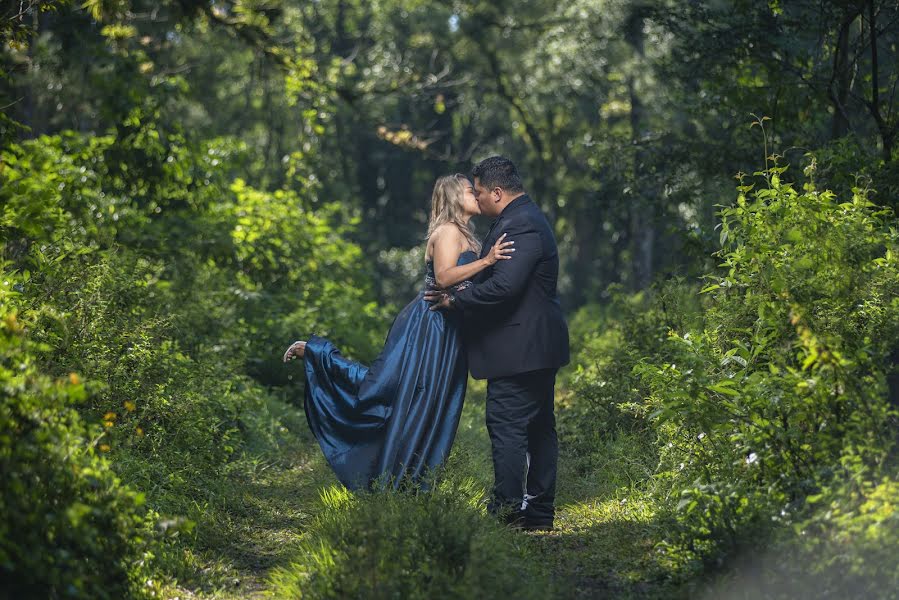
[0,299,154,599]
[225,178,386,384]
[633,163,899,577]
[694,473,899,598]
[0,125,387,594]
[4,0,899,594]
[269,481,553,599]
[790,473,899,596]
[559,156,899,592]
[560,281,705,452]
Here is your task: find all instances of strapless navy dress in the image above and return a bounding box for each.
[302,250,477,490]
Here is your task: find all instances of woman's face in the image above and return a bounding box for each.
[460,179,481,216]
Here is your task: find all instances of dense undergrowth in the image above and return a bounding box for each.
[2,125,899,598]
[0,129,388,597]
[564,156,899,596]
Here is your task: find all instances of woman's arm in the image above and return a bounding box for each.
[431,227,514,289]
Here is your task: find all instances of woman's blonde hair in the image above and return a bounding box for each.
[425,173,481,253]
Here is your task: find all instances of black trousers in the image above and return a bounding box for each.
[485,368,558,524]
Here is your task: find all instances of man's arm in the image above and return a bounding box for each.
[452,226,541,311]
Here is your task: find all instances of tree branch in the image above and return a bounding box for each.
[479,41,545,158]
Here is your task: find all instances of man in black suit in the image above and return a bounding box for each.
[427,156,570,530]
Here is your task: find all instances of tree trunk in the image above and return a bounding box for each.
[22,8,40,138]
[866,0,894,162]
[626,8,654,291]
[830,8,860,139]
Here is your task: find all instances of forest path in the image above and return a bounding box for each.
[171,399,335,600]
[448,382,678,598]
[186,384,680,599]
[217,449,328,599]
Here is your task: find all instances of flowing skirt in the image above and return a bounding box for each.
[302,293,468,490]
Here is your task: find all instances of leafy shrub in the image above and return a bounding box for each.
[0,297,155,599]
[697,474,899,599]
[0,127,389,593]
[269,481,553,599]
[799,474,899,596]
[811,136,899,214]
[224,178,387,385]
[635,163,899,575]
[561,280,704,452]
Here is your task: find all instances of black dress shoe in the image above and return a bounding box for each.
[521,521,554,532]
[501,509,526,528]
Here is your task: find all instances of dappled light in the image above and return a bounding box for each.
[2,1,899,598]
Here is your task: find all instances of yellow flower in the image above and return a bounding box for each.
[136,427,144,437]
[69,372,81,385]
[4,312,23,334]
[99,444,111,452]
[103,412,117,421]
[124,401,136,412]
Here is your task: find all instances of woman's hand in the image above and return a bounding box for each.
[485,233,515,266]
[283,340,306,362]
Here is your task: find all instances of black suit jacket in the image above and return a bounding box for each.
[454,194,570,380]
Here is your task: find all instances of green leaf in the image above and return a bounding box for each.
[707,382,740,396]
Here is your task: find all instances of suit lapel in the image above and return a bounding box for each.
[480,195,531,257]
[480,217,503,259]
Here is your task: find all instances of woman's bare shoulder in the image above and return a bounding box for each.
[431,222,464,239]
[430,223,465,248]
[427,223,462,260]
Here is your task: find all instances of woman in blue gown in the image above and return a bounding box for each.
[282,174,515,490]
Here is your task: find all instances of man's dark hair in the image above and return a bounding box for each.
[471,156,524,193]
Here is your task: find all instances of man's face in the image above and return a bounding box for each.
[473,177,500,217]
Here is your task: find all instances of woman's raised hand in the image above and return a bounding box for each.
[486,233,515,265]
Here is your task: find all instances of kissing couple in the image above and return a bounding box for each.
[283,156,569,531]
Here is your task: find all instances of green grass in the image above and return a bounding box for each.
[161,379,686,599]
[152,397,335,598]
[533,432,680,599]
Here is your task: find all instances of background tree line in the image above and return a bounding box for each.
[6,0,897,305]
[2,1,899,598]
